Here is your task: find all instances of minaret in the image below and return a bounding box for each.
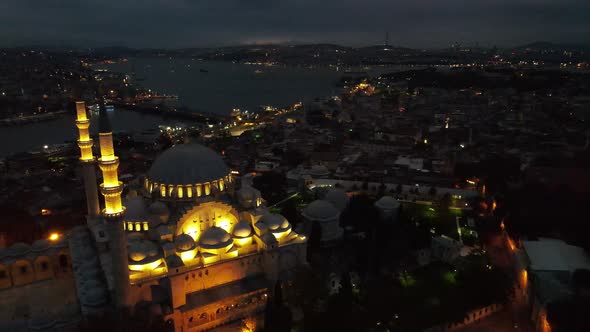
[74,101,100,222]
[97,106,130,308]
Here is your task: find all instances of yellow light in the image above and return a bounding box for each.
[179,249,197,263]
[508,237,516,251]
[48,233,60,241]
[216,218,232,232]
[129,258,163,272]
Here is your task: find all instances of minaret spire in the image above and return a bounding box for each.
[97,106,123,216]
[97,104,130,308]
[74,101,100,220]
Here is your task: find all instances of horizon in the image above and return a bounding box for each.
[1,0,588,49]
[4,40,590,52]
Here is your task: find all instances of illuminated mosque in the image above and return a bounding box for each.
[0,102,307,331]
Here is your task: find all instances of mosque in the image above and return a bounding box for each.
[0,102,307,331]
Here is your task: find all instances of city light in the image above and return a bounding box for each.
[48,232,60,241]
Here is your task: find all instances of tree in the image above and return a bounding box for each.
[361,181,369,191]
[429,186,437,197]
[378,183,386,196]
[252,171,286,205]
[396,183,403,194]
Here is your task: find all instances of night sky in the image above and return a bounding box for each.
[1,0,588,48]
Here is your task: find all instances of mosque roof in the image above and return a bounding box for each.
[233,220,253,238]
[302,200,340,221]
[175,233,196,251]
[324,187,349,211]
[147,144,229,185]
[126,197,147,221]
[199,226,232,249]
[375,196,400,209]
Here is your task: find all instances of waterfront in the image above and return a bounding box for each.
[1,59,346,156]
[97,58,344,115]
[0,109,170,156]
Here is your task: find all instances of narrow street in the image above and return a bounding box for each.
[458,231,534,332]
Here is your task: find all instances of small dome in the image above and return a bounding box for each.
[309,165,330,177]
[148,201,169,216]
[147,144,230,186]
[199,226,232,249]
[9,242,31,256]
[32,239,51,251]
[175,234,195,251]
[236,186,257,201]
[259,214,290,231]
[325,188,349,211]
[232,220,253,238]
[302,200,340,221]
[128,240,159,262]
[236,186,262,208]
[126,197,147,221]
[375,196,400,209]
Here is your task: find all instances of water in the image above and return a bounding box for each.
[99,58,343,114]
[0,59,344,156]
[0,111,167,156]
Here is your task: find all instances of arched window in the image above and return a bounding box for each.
[143,222,149,231]
[196,184,202,197]
[135,223,141,231]
[59,254,68,271]
[187,185,193,198]
[160,185,166,197]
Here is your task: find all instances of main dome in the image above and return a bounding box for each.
[148,144,230,185]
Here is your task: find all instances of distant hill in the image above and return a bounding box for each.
[513,41,589,52]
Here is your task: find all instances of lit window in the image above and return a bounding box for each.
[219,179,225,191]
[177,186,184,198]
[187,185,193,198]
[143,222,149,231]
[196,184,202,197]
[135,223,141,231]
[160,185,166,197]
[205,183,211,195]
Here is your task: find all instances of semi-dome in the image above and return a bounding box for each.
[302,200,340,221]
[199,226,232,249]
[232,220,253,238]
[175,233,196,251]
[147,144,230,185]
[325,187,349,211]
[375,196,400,209]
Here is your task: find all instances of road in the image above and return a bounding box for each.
[458,231,534,332]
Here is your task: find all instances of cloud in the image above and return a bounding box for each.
[0,0,588,47]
